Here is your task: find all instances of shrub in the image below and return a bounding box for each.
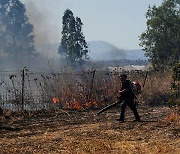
[168,63,180,106]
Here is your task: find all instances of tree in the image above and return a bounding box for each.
[58,9,89,65]
[139,0,180,70]
[0,0,37,61]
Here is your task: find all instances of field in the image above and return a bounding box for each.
[0,105,179,154]
[0,70,179,153]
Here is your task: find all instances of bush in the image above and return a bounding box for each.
[168,63,180,106]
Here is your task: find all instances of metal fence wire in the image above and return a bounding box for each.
[0,69,145,111]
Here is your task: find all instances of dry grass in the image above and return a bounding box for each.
[137,71,172,106]
[164,106,180,123]
[0,71,179,153]
[44,70,173,110]
[0,105,179,154]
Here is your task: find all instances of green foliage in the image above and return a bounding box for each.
[58,9,89,64]
[139,0,180,70]
[0,0,37,60]
[169,63,180,106]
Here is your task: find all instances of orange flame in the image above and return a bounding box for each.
[85,102,92,107]
[65,99,83,110]
[52,97,59,104]
[73,99,83,110]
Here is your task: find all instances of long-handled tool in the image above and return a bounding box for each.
[97,101,121,115]
[97,98,125,115]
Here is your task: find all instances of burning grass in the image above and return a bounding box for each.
[0,69,173,111]
[49,70,173,111]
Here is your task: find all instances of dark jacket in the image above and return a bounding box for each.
[120,80,135,99]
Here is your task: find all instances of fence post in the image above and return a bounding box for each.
[21,68,25,110]
[88,69,96,103]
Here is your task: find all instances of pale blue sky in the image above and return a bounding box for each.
[21,0,163,50]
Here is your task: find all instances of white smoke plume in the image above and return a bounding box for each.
[20,0,61,59]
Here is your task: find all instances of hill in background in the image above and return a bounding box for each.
[88,41,147,61]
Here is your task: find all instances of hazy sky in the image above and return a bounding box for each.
[20,0,163,50]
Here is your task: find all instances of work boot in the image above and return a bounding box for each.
[116,118,124,123]
[132,119,141,122]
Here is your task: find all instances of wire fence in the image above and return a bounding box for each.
[0,68,146,111]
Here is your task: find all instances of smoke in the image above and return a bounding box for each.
[108,46,126,60]
[22,0,59,45]
[4,0,61,72]
[0,1,61,72]
[20,0,61,60]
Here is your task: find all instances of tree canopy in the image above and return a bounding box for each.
[139,0,180,70]
[0,0,37,60]
[58,9,89,65]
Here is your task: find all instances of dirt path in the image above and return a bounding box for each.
[0,106,179,154]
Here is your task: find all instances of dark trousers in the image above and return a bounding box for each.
[119,98,140,121]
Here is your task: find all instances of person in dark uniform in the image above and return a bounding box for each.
[116,73,141,123]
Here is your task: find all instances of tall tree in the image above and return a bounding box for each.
[139,0,180,70]
[58,9,89,64]
[0,0,37,61]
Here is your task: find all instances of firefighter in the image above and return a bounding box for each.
[116,73,141,123]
